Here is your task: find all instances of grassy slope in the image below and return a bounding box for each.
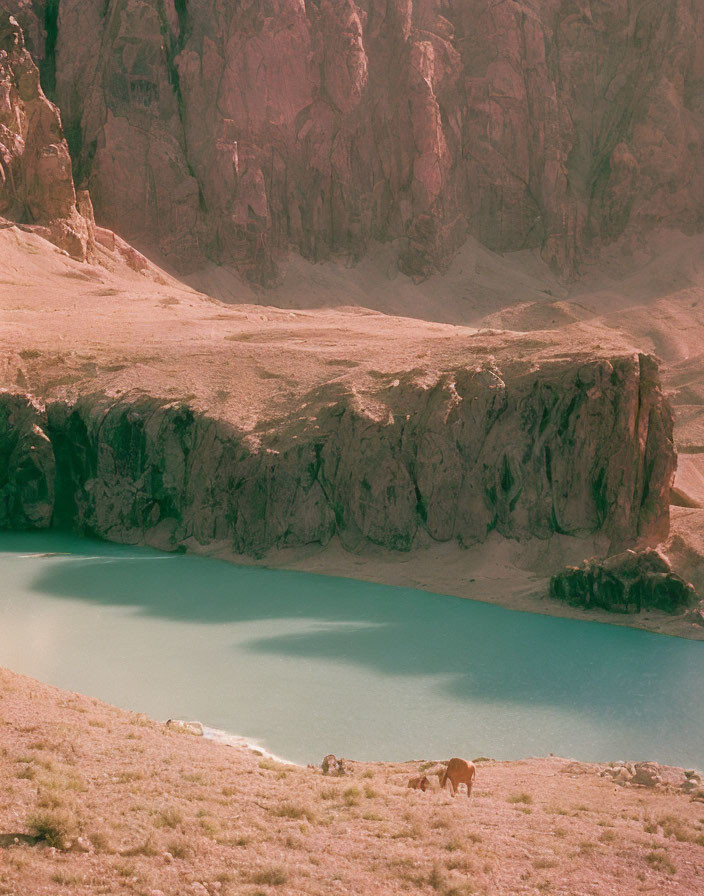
[1,668,703,896]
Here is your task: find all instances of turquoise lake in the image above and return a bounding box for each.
[1,532,703,768]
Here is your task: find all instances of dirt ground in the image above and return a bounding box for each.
[1,668,703,896]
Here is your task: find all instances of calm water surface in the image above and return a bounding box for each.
[1,532,703,768]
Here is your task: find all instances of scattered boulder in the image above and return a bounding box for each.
[681,769,704,795]
[601,762,633,785]
[321,754,346,776]
[550,549,697,614]
[601,761,664,788]
[165,719,203,737]
[631,762,663,789]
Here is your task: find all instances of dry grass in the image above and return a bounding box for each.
[646,850,677,875]
[26,810,77,850]
[0,669,703,896]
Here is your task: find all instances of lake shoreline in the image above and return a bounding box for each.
[4,529,704,767]
[4,524,703,640]
[193,532,704,642]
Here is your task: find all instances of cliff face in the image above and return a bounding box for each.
[3,1,703,281]
[0,12,92,258]
[0,354,675,556]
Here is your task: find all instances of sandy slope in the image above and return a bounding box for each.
[0,226,633,432]
[188,229,704,456]
[0,667,702,896]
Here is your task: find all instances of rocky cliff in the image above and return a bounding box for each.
[0,353,675,556]
[0,12,92,258]
[2,1,703,282]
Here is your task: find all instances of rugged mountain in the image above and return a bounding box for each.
[0,8,697,623]
[0,11,92,258]
[3,0,704,283]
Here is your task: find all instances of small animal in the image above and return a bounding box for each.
[407,775,430,791]
[322,754,345,776]
[439,758,476,797]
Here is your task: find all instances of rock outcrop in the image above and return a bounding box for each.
[0,391,55,529]
[601,762,704,797]
[0,353,676,557]
[0,11,92,259]
[550,548,697,614]
[165,719,204,737]
[2,1,703,281]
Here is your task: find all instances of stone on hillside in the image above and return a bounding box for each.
[687,606,704,627]
[321,754,346,776]
[165,719,204,736]
[631,762,663,788]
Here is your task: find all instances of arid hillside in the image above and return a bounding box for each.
[1,667,703,896]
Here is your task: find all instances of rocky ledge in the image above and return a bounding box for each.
[0,352,675,558]
[550,548,698,615]
[600,760,704,796]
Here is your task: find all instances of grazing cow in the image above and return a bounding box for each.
[439,758,476,798]
[407,775,430,791]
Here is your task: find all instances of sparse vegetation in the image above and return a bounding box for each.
[270,803,316,823]
[646,850,677,875]
[167,838,193,859]
[27,810,76,850]
[343,786,361,806]
[1,669,702,896]
[249,866,288,886]
[153,807,182,829]
[121,837,158,857]
[658,814,691,842]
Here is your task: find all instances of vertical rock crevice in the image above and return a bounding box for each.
[38,0,59,99]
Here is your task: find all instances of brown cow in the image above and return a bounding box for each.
[439,758,476,798]
[407,775,430,791]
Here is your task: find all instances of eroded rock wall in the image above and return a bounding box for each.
[3,1,703,280]
[0,354,676,556]
[0,10,92,258]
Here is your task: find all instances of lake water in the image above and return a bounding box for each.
[1,532,703,768]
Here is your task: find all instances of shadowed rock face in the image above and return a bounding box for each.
[3,1,704,281]
[0,11,92,258]
[0,354,675,556]
[550,548,697,614]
